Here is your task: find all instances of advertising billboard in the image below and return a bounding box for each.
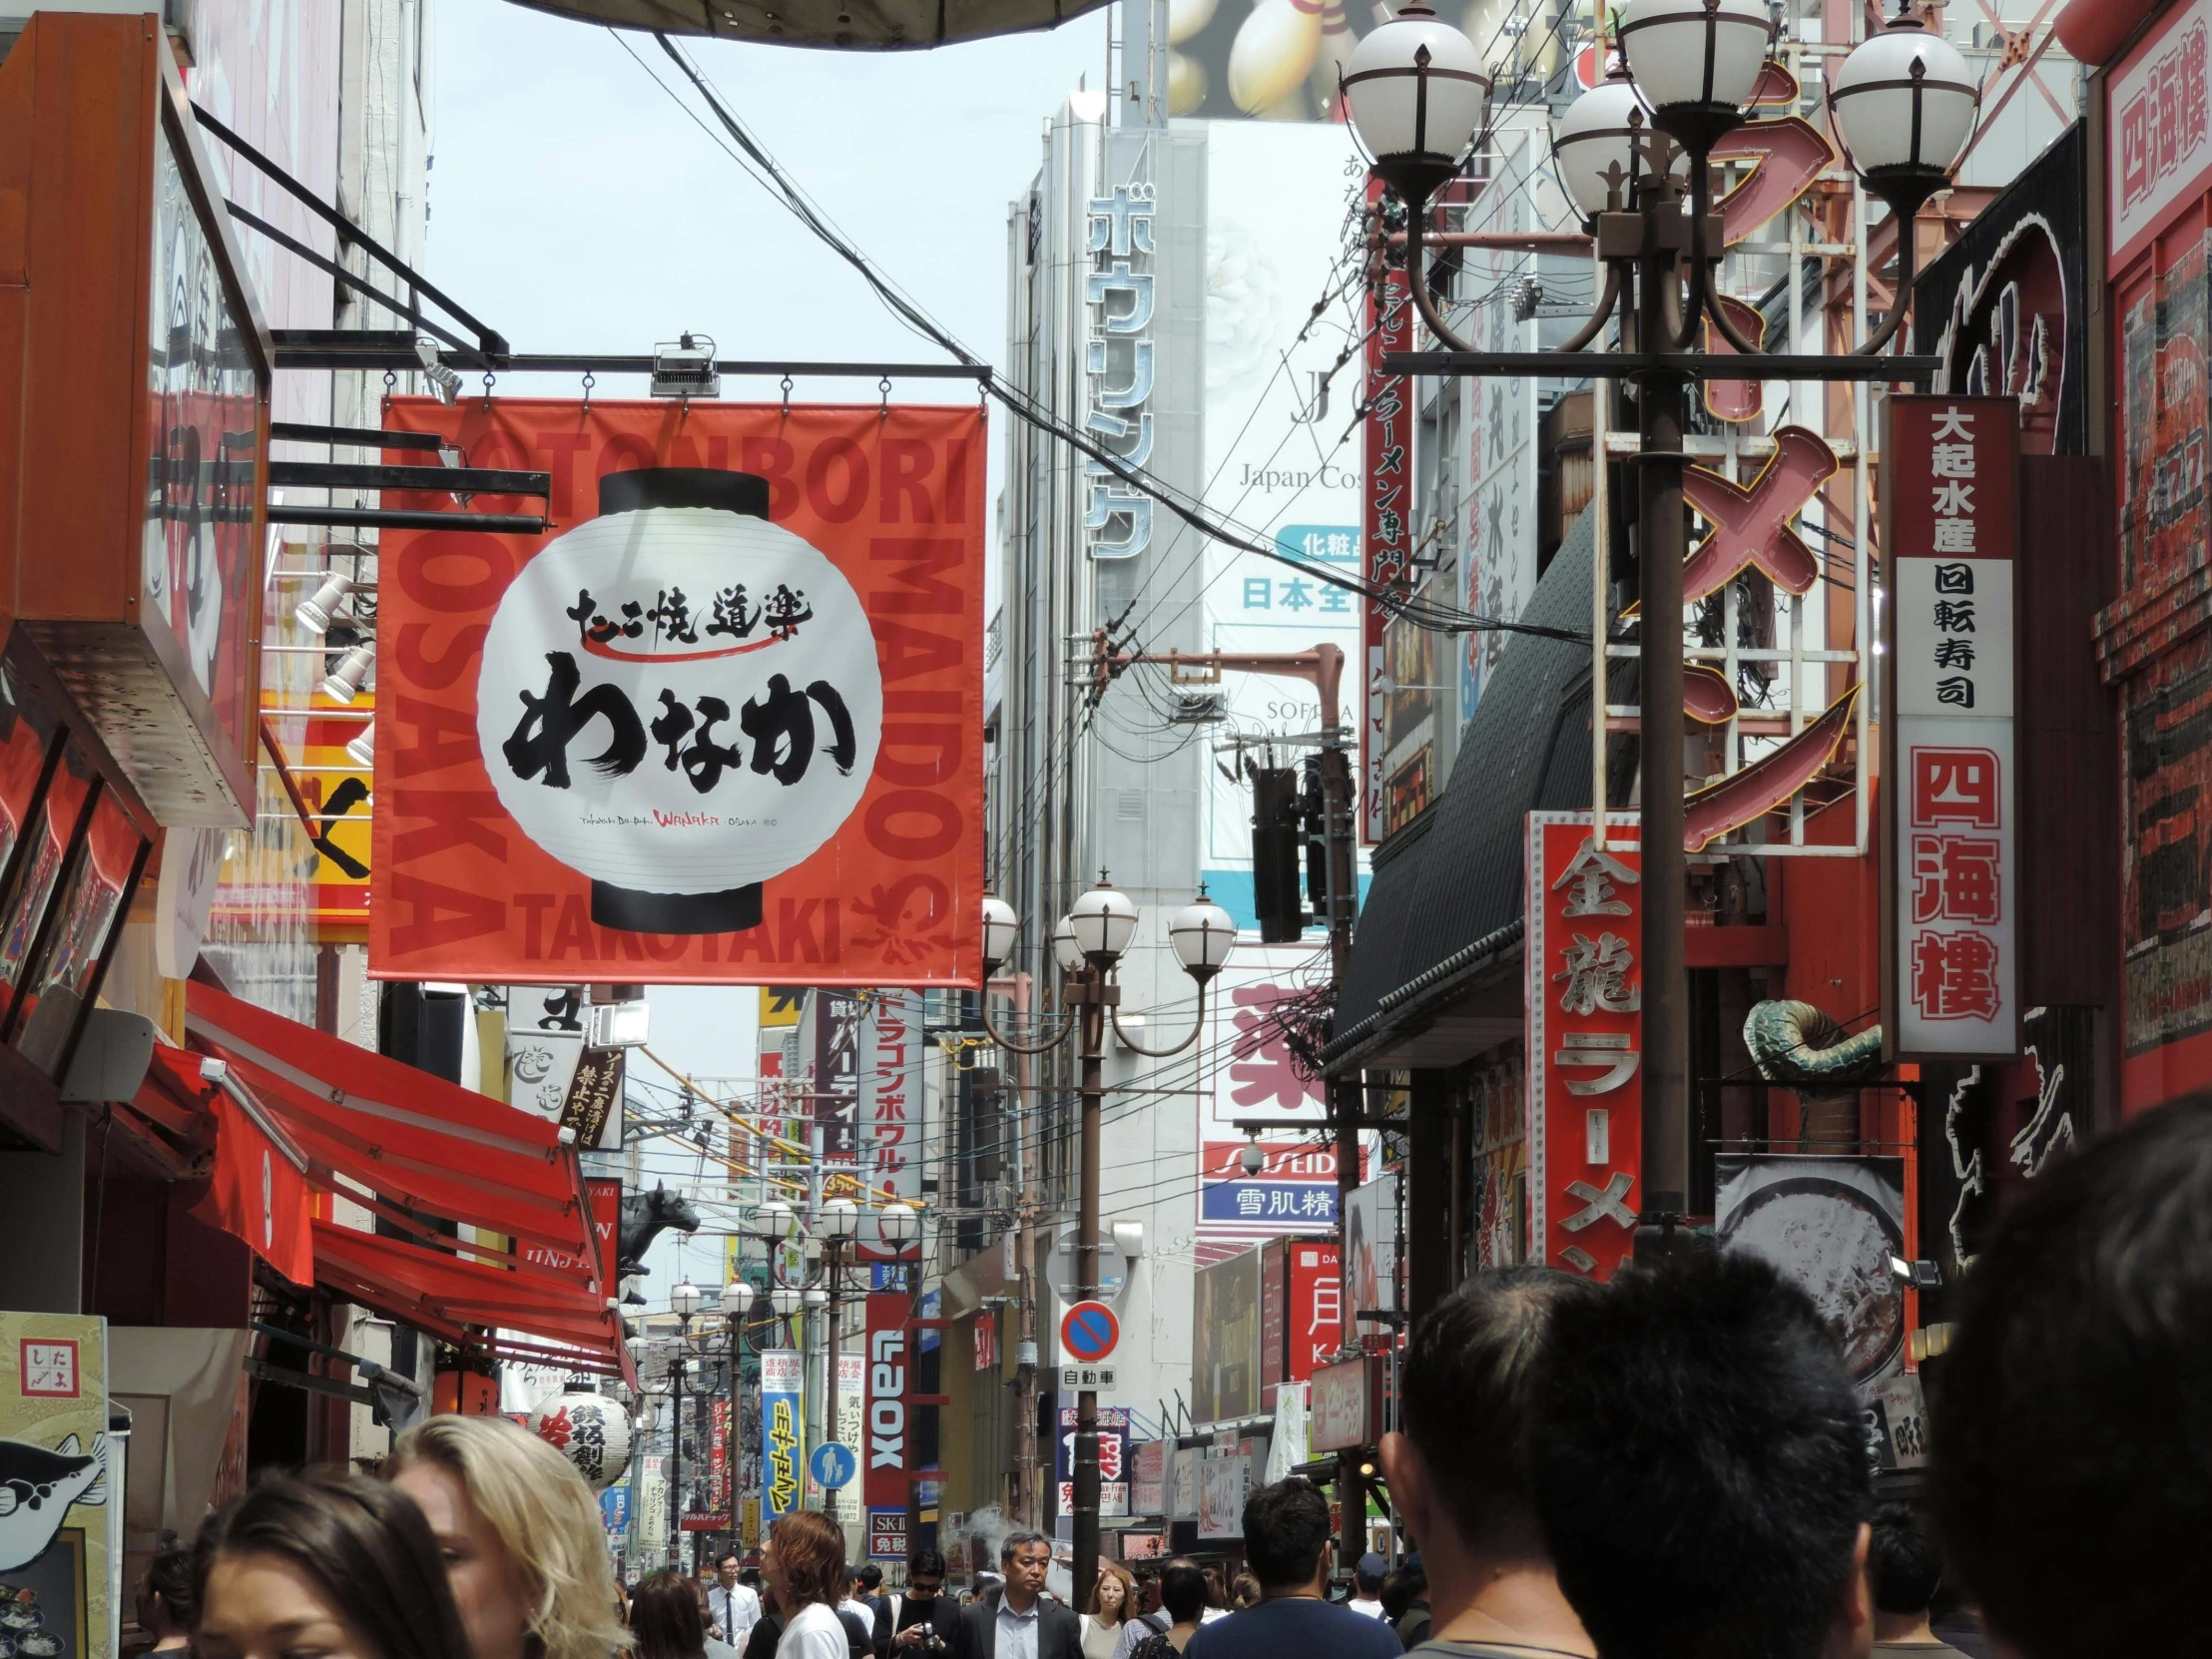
[369,400,986,986]
[1200,123,1370,925]
[1191,1248,1263,1424]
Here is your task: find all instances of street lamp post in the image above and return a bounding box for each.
[669,1279,704,1564]
[817,1196,859,1523]
[979,878,1235,1608]
[1345,0,1975,1259]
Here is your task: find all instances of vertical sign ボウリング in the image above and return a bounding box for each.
[1526,813,1643,1279]
[1882,396,2020,1062]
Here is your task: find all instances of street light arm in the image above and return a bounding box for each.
[1106,981,1211,1058]
[1554,260,1624,354]
[1403,203,1477,354]
[978,996,1076,1056]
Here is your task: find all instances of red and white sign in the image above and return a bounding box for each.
[19,1339,78,1397]
[858,990,922,1233]
[1361,180,1414,843]
[2113,0,2212,270]
[1060,1300,1120,1363]
[368,399,986,986]
[863,1290,909,1511]
[1286,1242,1341,1382]
[1525,813,1644,1280]
[1884,396,2021,1061]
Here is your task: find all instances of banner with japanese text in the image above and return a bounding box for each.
[759,1349,802,1525]
[1361,179,1413,843]
[1881,396,2020,1061]
[368,399,986,985]
[1525,812,1643,1279]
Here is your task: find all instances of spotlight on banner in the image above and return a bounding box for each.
[650,332,721,401]
[413,337,464,405]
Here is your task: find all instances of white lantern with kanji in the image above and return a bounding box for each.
[527,1382,634,1491]
[476,469,882,932]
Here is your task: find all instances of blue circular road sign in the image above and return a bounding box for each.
[1061,1299,1120,1363]
[810,1440,858,1490]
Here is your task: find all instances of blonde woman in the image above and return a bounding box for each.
[389,1414,633,1659]
[1081,1564,1137,1659]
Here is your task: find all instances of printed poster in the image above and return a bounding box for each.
[0,1315,112,1659]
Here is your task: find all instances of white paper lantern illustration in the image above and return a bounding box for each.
[478,469,883,932]
[527,1382,634,1491]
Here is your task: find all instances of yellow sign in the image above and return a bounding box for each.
[0,1314,113,1659]
[759,986,805,1028]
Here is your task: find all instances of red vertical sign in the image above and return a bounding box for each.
[1362,182,1414,843]
[1525,813,1644,1279]
[862,1290,908,1512]
[1882,395,2020,1062]
[1287,1241,1341,1382]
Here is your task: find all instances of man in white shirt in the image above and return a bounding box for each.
[710,1554,763,1644]
[1347,1553,1387,1618]
[946,1532,1080,1659]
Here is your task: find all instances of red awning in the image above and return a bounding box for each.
[312,1222,633,1379]
[185,981,632,1380]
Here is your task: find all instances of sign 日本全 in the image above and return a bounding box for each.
[1526,814,1644,1280]
[1882,396,2020,1061]
[368,400,985,986]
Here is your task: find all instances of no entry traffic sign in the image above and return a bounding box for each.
[1061,1300,1120,1364]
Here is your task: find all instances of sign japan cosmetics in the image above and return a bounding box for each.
[369,401,986,985]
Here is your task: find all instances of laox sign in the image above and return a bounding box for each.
[863,1291,909,1510]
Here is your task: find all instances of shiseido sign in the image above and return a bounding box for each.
[369,401,986,985]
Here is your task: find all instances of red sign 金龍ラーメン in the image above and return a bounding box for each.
[367,401,986,985]
[1882,396,2019,1061]
[1525,813,1644,1280]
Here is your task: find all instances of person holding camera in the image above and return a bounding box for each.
[886,1551,951,1655]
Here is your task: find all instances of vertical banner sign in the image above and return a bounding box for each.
[1526,812,1644,1279]
[1287,1241,1342,1382]
[759,1349,803,1525]
[369,401,986,986]
[1882,396,2020,1061]
[1056,1405,1131,1517]
[709,1396,731,1512]
[858,989,923,1224]
[1084,181,1156,561]
[863,1290,909,1528]
[1361,181,1414,843]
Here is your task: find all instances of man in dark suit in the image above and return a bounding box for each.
[946,1531,1082,1659]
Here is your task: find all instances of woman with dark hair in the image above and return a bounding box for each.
[137,1545,195,1654]
[629,1571,739,1659]
[191,1468,471,1659]
[762,1513,848,1659]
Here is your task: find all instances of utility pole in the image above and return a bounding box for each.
[1002,971,1043,1531]
[1068,963,1114,1613]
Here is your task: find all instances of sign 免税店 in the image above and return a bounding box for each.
[1882,396,2020,1062]
[1525,814,1644,1280]
[367,401,985,987]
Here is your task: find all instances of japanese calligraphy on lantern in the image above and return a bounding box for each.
[2112,0,2212,269]
[1362,177,1413,843]
[1085,183,1157,561]
[1882,396,2020,1061]
[1525,813,1643,1278]
[368,400,985,986]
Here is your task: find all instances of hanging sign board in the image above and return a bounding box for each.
[1881,395,2021,1062]
[1526,812,1644,1280]
[369,400,986,986]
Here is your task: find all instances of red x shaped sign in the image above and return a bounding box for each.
[1681,425,1840,606]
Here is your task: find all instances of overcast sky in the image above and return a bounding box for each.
[426,0,1110,391]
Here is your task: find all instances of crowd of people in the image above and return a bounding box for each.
[146,1097,2211,1659]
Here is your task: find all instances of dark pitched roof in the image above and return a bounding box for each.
[1328,507,1612,1068]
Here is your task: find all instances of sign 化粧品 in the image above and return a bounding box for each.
[1881,397,2020,1062]
[1526,814,1644,1280]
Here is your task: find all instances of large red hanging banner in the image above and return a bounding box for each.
[368,398,986,985]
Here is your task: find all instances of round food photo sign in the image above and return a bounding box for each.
[476,468,883,933]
